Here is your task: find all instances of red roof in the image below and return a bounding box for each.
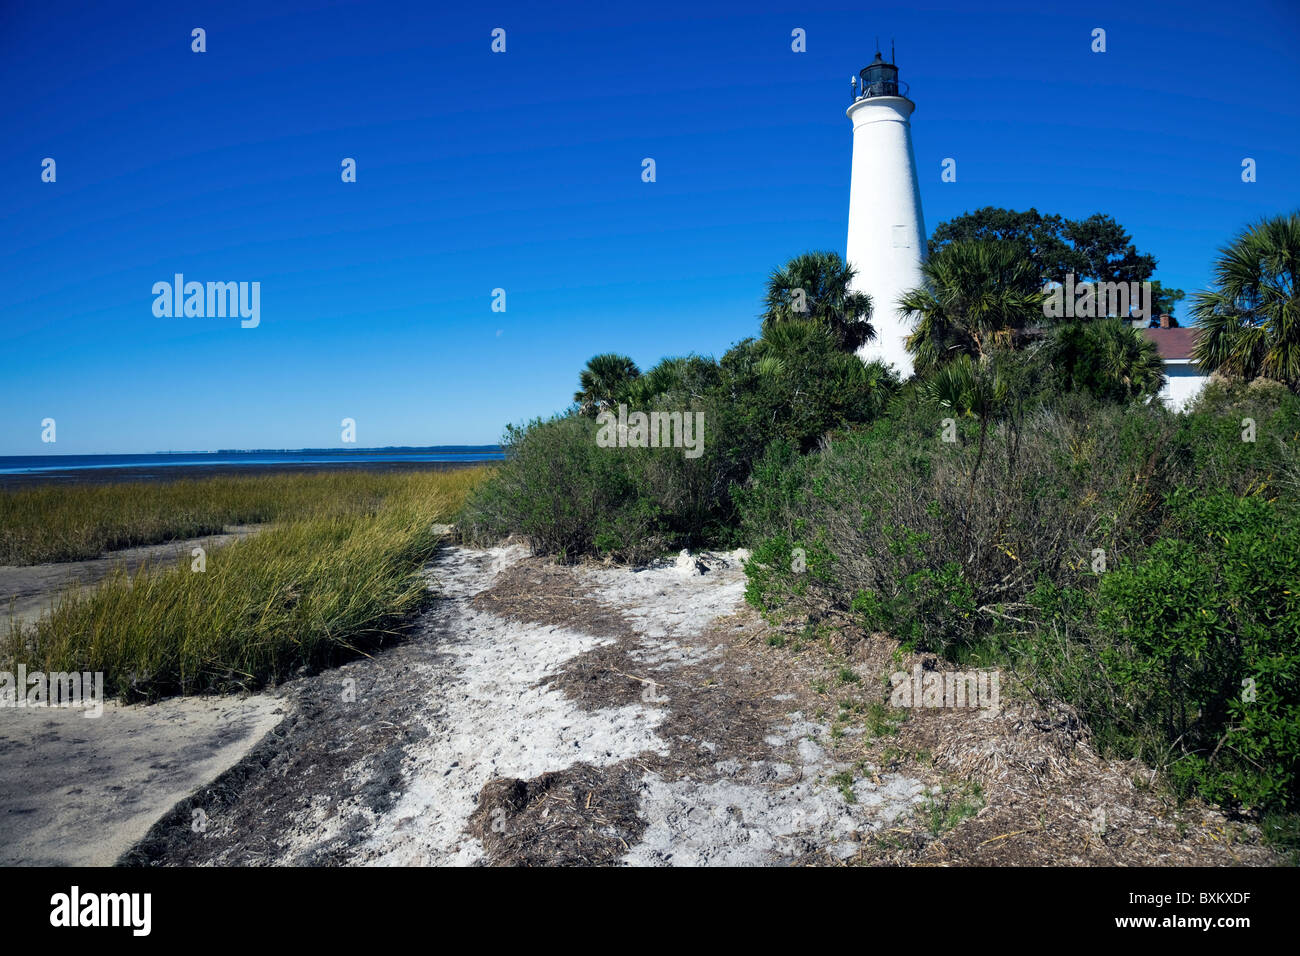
[1141,327,1199,361]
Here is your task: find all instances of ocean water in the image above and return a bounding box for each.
[0,447,504,476]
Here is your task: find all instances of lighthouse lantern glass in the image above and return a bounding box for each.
[859,59,899,98]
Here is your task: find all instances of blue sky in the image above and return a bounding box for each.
[2,0,1297,454]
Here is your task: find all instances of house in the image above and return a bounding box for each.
[1140,316,1207,410]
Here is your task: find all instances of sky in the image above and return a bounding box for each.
[1,0,1297,454]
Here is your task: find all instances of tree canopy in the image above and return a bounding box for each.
[929,206,1184,318]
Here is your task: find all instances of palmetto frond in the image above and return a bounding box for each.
[902,240,1047,376]
[755,355,787,379]
[761,251,875,352]
[759,318,828,356]
[574,353,641,415]
[1097,319,1165,397]
[1191,211,1300,389]
[922,353,1004,419]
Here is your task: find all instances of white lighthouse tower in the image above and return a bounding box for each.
[845,48,927,378]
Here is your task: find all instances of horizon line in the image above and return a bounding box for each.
[0,445,504,459]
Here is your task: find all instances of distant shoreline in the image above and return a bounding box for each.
[0,457,498,489]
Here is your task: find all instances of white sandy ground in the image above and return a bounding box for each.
[2,541,928,866]
[346,545,668,865]
[584,551,930,865]
[344,546,929,866]
[0,695,282,866]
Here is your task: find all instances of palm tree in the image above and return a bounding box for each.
[756,315,831,359]
[1191,212,1300,390]
[761,251,874,353]
[1047,318,1166,401]
[1094,319,1166,399]
[900,240,1046,376]
[574,353,640,416]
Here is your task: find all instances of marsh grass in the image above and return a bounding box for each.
[2,467,489,700]
[0,470,454,566]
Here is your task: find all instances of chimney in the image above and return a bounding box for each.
[1159,314,1171,328]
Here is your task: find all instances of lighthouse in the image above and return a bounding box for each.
[845,49,927,378]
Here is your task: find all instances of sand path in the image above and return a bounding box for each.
[122,544,930,866]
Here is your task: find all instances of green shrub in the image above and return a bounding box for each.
[1174,379,1300,501]
[1093,491,1299,812]
[739,399,1179,654]
[463,323,897,563]
[1012,490,1299,813]
[459,414,673,563]
[741,383,1300,813]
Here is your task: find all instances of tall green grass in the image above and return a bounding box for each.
[2,468,489,700]
[0,470,457,566]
